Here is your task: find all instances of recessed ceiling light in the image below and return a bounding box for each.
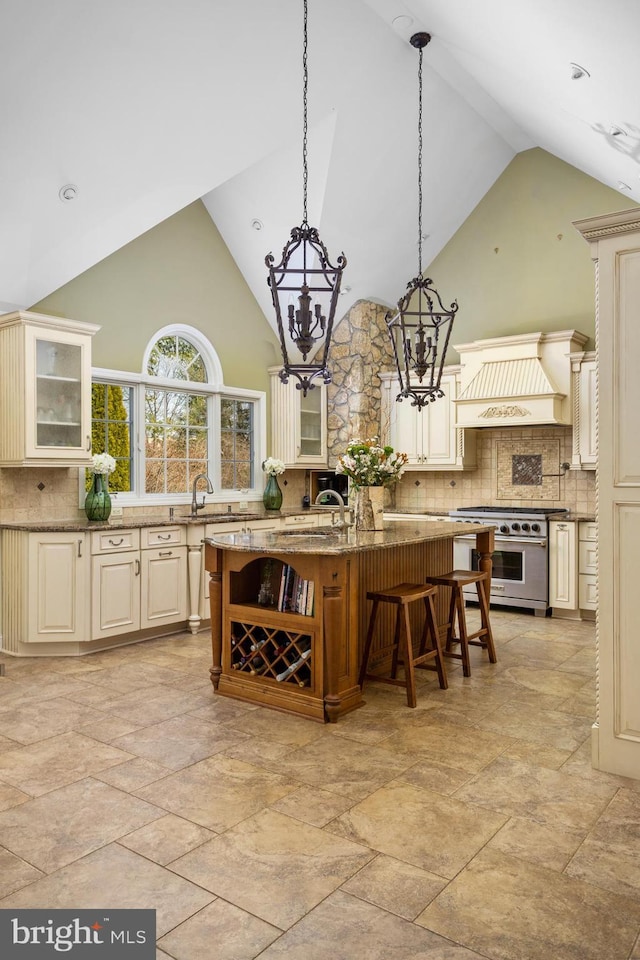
[58,184,78,202]
[618,181,631,191]
[392,15,414,32]
[569,62,590,80]
[251,218,263,231]
[339,285,352,296]
[609,124,627,137]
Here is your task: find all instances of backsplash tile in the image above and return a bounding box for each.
[0,468,83,524]
[496,438,561,500]
[393,426,595,515]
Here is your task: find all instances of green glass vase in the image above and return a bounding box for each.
[85,472,112,522]
[263,473,283,511]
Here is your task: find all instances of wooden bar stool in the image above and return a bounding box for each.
[359,582,448,708]
[425,570,497,677]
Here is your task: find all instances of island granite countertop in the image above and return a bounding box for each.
[205,519,493,556]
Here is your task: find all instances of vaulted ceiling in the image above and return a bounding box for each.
[2,0,637,329]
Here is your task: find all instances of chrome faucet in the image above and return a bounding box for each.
[314,489,350,528]
[191,474,214,517]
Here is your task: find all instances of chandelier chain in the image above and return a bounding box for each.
[302,0,309,225]
[417,44,423,277]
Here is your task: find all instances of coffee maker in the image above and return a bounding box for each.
[315,471,349,505]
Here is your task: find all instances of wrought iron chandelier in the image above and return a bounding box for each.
[386,32,458,410]
[265,0,347,397]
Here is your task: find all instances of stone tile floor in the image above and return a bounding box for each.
[1,609,640,959]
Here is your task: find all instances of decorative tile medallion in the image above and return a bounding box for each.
[497,439,560,500]
[512,454,542,486]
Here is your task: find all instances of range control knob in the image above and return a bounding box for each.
[511,522,521,533]
[531,522,541,533]
[499,524,510,535]
[521,522,530,532]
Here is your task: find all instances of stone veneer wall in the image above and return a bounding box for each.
[325,300,395,466]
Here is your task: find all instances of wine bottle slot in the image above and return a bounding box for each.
[275,648,311,682]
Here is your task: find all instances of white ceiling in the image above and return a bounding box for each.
[1,0,637,327]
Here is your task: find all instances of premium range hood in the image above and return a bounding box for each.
[454,330,589,428]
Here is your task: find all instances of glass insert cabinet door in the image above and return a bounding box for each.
[299,387,322,458]
[27,328,92,460]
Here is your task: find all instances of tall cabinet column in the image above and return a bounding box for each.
[574,206,640,779]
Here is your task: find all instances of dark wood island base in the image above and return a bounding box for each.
[205,522,493,723]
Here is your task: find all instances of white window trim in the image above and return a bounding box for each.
[142,323,224,388]
[80,348,266,508]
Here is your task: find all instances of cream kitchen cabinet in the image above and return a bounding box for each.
[549,518,597,616]
[549,519,577,610]
[578,521,597,611]
[0,311,99,467]
[91,526,187,640]
[140,526,187,629]
[91,529,141,640]
[269,365,327,467]
[1,530,90,652]
[570,352,597,470]
[380,369,476,470]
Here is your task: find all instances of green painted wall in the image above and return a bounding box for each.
[32,200,280,390]
[424,148,638,359]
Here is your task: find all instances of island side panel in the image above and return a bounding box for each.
[205,541,223,691]
[475,528,494,594]
[356,538,454,675]
[318,554,361,719]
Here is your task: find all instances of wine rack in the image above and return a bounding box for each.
[230,620,313,688]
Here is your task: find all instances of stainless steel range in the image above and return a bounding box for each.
[449,506,568,616]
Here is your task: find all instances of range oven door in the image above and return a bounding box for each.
[453,534,548,609]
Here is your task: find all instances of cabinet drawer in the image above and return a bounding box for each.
[141,525,184,549]
[578,539,597,575]
[249,518,282,531]
[283,513,318,527]
[579,574,597,610]
[579,521,597,542]
[91,528,140,554]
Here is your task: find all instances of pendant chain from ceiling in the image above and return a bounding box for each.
[302,0,309,226]
[417,42,424,278]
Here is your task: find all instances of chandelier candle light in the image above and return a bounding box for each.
[336,438,408,531]
[265,0,347,397]
[85,452,116,522]
[386,32,457,410]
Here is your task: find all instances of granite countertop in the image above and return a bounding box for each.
[552,512,596,522]
[0,507,331,534]
[205,519,493,556]
[384,509,451,518]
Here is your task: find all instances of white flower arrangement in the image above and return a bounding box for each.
[91,452,117,475]
[262,457,286,476]
[335,437,408,489]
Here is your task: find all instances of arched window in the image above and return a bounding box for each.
[90,325,265,504]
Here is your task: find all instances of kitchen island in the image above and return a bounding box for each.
[204,520,494,722]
